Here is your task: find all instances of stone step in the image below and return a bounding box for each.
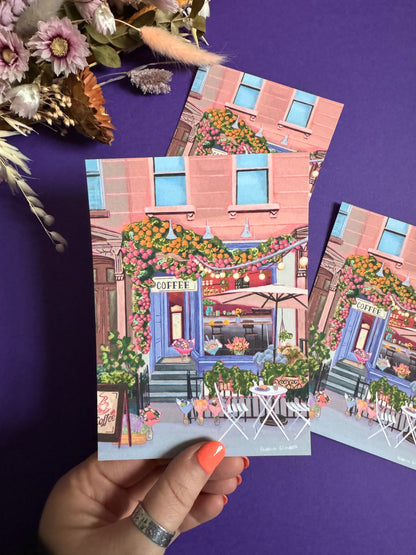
[325,381,353,397]
[151,371,195,380]
[149,391,189,403]
[331,365,361,381]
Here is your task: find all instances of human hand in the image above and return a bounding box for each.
[39,441,248,555]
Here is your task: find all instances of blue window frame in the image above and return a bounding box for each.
[191,65,208,94]
[286,90,317,127]
[236,153,268,205]
[233,73,264,110]
[85,159,104,210]
[154,157,187,206]
[332,202,351,238]
[378,218,409,257]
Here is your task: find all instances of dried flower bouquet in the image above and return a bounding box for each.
[0,0,223,249]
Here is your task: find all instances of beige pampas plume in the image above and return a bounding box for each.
[140,26,225,66]
[15,0,66,39]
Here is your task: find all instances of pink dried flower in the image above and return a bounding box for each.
[92,1,116,35]
[74,0,102,22]
[27,17,90,77]
[128,68,172,94]
[6,83,40,118]
[0,30,30,83]
[0,2,15,30]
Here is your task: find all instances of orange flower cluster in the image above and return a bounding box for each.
[348,255,416,306]
[205,108,270,153]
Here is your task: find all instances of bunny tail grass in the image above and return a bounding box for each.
[140,26,226,66]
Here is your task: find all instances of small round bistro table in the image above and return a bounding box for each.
[250,385,289,441]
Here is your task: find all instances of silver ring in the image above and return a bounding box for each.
[130,502,175,548]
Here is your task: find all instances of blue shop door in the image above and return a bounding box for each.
[150,292,164,364]
[334,307,390,367]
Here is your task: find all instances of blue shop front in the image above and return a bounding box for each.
[332,297,416,397]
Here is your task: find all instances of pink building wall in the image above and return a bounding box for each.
[171,64,343,156]
[90,152,310,241]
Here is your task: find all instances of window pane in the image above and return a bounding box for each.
[294,90,317,104]
[241,73,264,88]
[154,156,185,173]
[107,268,115,283]
[85,159,99,172]
[237,170,268,204]
[378,230,405,256]
[340,201,351,214]
[332,213,347,238]
[87,175,104,210]
[234,86,259,110]
[286,100,313,127]
[191,66,208,93]
[236,153,268,168]
[385,218,409,235]
[155,175,187,206]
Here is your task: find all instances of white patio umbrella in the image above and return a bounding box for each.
[207,283,308,361]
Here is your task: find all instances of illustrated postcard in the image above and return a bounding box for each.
[88,152,312,460]
[309,202,416,470]
[167,64,343,192]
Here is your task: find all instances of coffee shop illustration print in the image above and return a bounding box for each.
[309,203,416,470]
[167,64,343,191]
[87,153,311,460]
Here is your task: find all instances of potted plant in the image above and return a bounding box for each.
[278,330,293,346]
[97,332,145,395]
[172,338,195,361]
[226,336,249,355]
[139,406,161,440]
[393,363,411,379]
[175,398,194,425]
[203,361,258,398]
[204,338,222,355]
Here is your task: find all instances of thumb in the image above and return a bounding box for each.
[140,441,226,534]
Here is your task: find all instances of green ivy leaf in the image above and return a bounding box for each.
[85,24,110,45]
[91,45,121,68]
[130,10,156,28]
[109,33,141,51]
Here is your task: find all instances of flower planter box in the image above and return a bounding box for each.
[116,433,147,446]
[273,376,308,390]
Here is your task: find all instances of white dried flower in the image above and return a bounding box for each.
[128,68,173,95]
[198,0,210,18]
[92,1,116,36]
[6,83,40,118]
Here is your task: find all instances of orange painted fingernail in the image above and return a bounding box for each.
[196,441,226,473]
[236,475,242,486]
[223,495,228,505]
[242,456,250,469]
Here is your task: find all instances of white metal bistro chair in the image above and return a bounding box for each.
[214,382,249,442]
[368,392,397,447]
[285,398,310,440]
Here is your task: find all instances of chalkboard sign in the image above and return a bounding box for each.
[97,384,130,444]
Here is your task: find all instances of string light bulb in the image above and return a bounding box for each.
[233,272,240,280]
[299,256,308,268]
[277,261,285,271]
[259,272,266,280]
[243,275,250,283]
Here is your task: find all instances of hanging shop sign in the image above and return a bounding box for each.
[353,299,388,319]
[151,276,198,293]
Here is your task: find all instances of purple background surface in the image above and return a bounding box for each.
[1,1,415,553]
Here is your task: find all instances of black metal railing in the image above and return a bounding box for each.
[136,365,150,412]
[185,372,302,424]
